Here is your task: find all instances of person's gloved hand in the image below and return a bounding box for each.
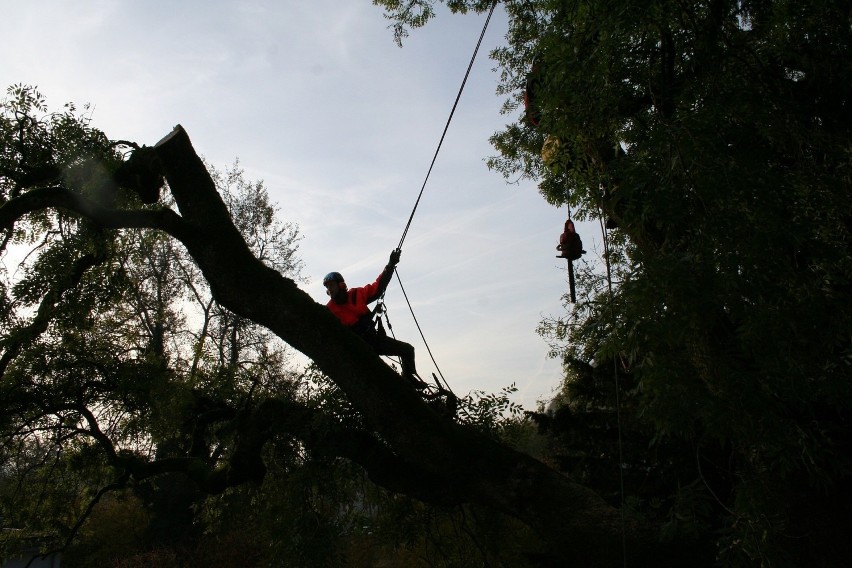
[388,248,402,268]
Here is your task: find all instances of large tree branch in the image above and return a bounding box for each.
[2,125,673,564]
[258,398,465,505]
[0,185,191,241]
[151,125,659,564]
[80,396,453,504]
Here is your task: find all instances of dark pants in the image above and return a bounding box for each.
[359,330,417,378]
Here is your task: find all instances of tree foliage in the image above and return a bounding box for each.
[0,86,308,564]
[0,85,613,566]
[375,0,852,564]
[2,0,851,563]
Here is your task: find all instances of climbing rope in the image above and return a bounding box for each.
[396,0,498,251]
[379,2,498,389]
[598,213,628,567]
[394,270,452,392]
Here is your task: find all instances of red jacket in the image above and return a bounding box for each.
[326,268,391,327]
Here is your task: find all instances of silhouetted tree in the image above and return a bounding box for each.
[376,0,852,564]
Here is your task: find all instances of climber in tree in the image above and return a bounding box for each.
[323,249,425,389]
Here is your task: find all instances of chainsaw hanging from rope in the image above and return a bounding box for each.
[556,218,586,303]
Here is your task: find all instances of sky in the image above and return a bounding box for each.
[1,1,600,410]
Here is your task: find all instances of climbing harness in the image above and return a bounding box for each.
[373,300,388,337]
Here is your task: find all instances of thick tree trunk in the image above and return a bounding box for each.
[0,125,691,565]
[152,125,669,565]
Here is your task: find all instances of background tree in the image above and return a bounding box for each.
[3,0,851,562]
[0,87,306,564]
[376,0,852,565]
[0,85,558,567]
[0,83,654,567]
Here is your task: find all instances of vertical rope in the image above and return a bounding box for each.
[379,2,498,389]
[599,215,628,567]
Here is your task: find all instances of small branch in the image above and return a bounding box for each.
[24,478,127,568]
[109,139,139,150]
[1,249,106,377]
[76,406,120,464]
[0,225,12,254]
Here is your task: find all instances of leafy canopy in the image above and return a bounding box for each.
[375,0,852,564]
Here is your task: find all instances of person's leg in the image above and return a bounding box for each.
[370,335,418,379]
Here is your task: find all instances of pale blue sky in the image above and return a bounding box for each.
[1,1,600,409]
